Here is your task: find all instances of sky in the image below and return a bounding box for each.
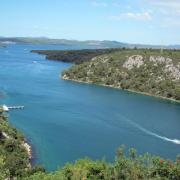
[1,0,180,45]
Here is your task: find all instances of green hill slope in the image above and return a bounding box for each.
[62,49,180,101]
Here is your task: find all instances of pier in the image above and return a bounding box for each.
[1,105,24,112]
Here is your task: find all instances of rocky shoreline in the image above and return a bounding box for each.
[23,141,32,159]
[2,130,32,166]
[23,141,32,168]
[0,113,33,172]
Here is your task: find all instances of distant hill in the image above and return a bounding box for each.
[0,37,180,49]
[0,37,127,48]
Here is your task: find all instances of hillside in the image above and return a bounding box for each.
[62,49,180,101]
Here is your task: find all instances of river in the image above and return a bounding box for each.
[0,44,180,171]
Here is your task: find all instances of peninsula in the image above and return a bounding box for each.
[31,49,121,64]
[61,48,180,102]
[32,48,180,101]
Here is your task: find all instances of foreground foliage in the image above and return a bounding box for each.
[1,115,180,179]
[25,146,180,180]
[0,115,44,179]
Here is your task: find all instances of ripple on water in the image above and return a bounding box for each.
[0,91,5,99]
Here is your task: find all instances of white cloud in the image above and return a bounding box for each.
[149,0,180,7]
[91,1,131,9]
[145,0,180,16]
[159,18,180,28]
[91,1,108,7]
[141,0,180,28]
[110,12,152,21]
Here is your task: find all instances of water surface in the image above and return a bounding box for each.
[0,45,180,171]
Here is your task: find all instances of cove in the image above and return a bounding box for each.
[0,44,180,171]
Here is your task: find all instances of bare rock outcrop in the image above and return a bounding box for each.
[123,55,144,70]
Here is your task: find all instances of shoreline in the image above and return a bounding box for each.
[2,130,33,168]
[23,141,32,159]
[23,141,32,168]
[23,135,38,167]
[2,131,32,159]
[25,137,37,166]
[61,76,180,104]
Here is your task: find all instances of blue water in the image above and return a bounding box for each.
[0,44,180,171]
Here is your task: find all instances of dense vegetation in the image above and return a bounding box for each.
[62,49,180,101]
[0,114,44,179]
[26,146,180,180]
[1,114,180,179]
[32,49,121,64]
[0,114,29,178]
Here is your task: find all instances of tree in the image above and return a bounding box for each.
[0,156,9,179]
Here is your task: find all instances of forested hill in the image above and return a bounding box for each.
[62,49,180,101]
[32,49,121,64]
